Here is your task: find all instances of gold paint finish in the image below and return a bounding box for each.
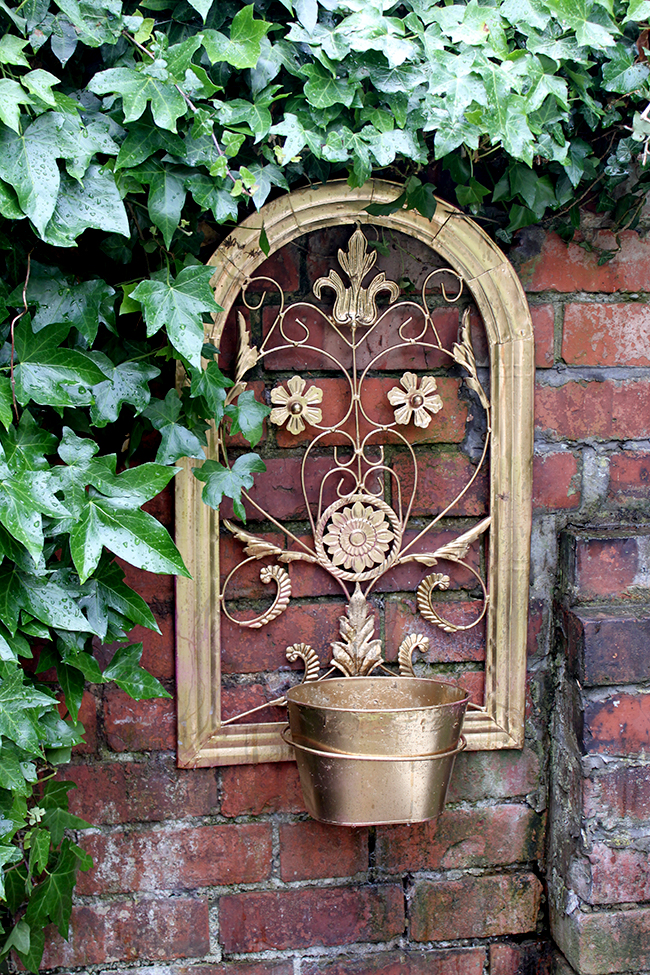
[175,180,534,769]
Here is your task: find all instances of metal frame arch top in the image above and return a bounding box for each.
[176,180,534,768]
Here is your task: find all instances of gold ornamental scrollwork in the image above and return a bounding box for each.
[212,224,493,725]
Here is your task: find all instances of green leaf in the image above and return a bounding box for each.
[28,827,51,875]
[114,114,185,170]
[226,389,270,447]
[187,0,213,21]
[131,265,219,369]
[147,164,187,250]
[0,378,13,431]
[0,564,23,636]
[20,575,98,634]
[13,318,106,408]
[194,452,266,517]
[21,69,60,107]
[54,0,125,47]
[602,47,650,93]
[90,360,159,426]
[144,391,207,465]
[3,918,30,955]
[26,262,115,342]
[625,0,650,21]
[190,360,232,417]
[88,67,187,131]
[25,839,84,935]
[0,750,32,792]
[0,79,33,133]
[0,35,31,67]
[103,642,171,699]
[186,173,239,223]
[202,6,272,69]
[0,116,61,235]
[42,164,130,248]
[303,62,357,109]
[95,559,160,632]
[57,662,85,721]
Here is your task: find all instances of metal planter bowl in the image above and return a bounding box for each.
[284,676,469,826]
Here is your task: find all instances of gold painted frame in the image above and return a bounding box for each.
[176,180,534,767]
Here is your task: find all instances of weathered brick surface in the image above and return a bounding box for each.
[489,941,553,975]
[563,302,650,366]
[375,805,544,873]
[516,229,650,292]
[110,964,293,975]
[78,823,272,894]
[66,760,218,824]
[446,746,541,802]
[300,947,487,974]
[219,885,405,952]
[587,841,650,904]
[583,765,650,825]
[564,605,650,685]
[41,897,209,968]
[608,451,650,501]
[533,452,580,511]
[535,378,650,441]
[220,761,306,816]
[566,531,650,601]
[391,449,488,518]
[555,905,650,974]
[584,692,650,755]
[104,688,176,752]
[279,821,368,881]
[384,596,486,663]
[410,872,542,941]
[73,688,98,754]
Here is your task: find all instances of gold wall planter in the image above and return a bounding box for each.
[175,180,534,769]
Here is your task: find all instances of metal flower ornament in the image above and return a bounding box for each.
[216,227,492,723]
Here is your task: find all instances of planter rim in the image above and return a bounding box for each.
[285,675,470,714]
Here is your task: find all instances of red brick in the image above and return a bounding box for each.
[608,451,650,501]
[588,841,650,904]
[219,885,404,952]
[410,872,542,941]
[584,692,650,755]
[532,304,556,367]
[74,689,98,755]
[563,302,650,366]
[583,765,650,825]
[564,605,650,685]
[300,947,487,975]
[220,600,345,674]
[220,531,285,599]
[279,821,368,881]
[133,616,174,680]
[517,229,650,292]
[556,904,650,974]
[374,527,482,594]
[447,746,541,802]
[118,558,174,605]
[221,680,289,723]
[572,533,649,600]
[274,376,468,448]
[41,897,209,968]
[66,760,218,824]
[262,303,463,372]
[533,452,580,511]
[376,805,544,873]
[385,597,486,663]
[489,941,553,975]
[245,242,301,293]
[221,761,305,816]
[219,455,340,522]
[78,823,272,894]
[535,378,650,441]
[391,449,488,518]
[104,688,175,752]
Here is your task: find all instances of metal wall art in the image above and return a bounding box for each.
[176,181,534,768]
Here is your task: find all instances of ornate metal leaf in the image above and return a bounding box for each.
[285,643,321,683]
[330,584,382,677]
[235,310,259,382]
[398,633,430,677]
[452,307,489,410]
[224,520,284,560]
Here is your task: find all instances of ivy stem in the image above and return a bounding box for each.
[9,252,32,422]
[122,31,252,197]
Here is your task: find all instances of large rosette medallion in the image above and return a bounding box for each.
[315,495,402,582]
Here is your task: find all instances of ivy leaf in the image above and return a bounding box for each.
[90,360,159,426]
[194,453,266,519]
[42,164,130,248]
[54,0,125,47]
[95,559,160,633]
[0,80,33,133]
[143,390,207,464]
[186,0,213,22]
[13,318,106,408]
[19,575,99,634]
[114,114,185,170]
[147,164,187,249]
[25,839,83,935]
[88,67,187,131]
[0,115,62,234]
[602,47,650,93]
[21,69,60,107]
[186,173,239,223]
[131,265,220,369]
[0,35,31,67]
[190,360,232,417]
[303,63,357,108]
[26,262,115,342]
[57,662,85,721]
[28,828,51,876]
[103,642,171,699]
[226,390,270,447]
[202,6,272,69]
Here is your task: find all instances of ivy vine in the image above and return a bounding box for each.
[0,0,649,968]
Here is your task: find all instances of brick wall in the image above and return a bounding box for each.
[40,224,650,975]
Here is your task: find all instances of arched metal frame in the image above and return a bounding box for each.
[175,180,534,767]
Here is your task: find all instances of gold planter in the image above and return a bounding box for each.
[284,676,469,826]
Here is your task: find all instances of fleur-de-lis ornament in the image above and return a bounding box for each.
[313,228,400,327]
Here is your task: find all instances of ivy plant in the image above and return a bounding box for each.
[0,0,649,968]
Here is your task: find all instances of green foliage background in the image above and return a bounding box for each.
[0,0,649,967]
